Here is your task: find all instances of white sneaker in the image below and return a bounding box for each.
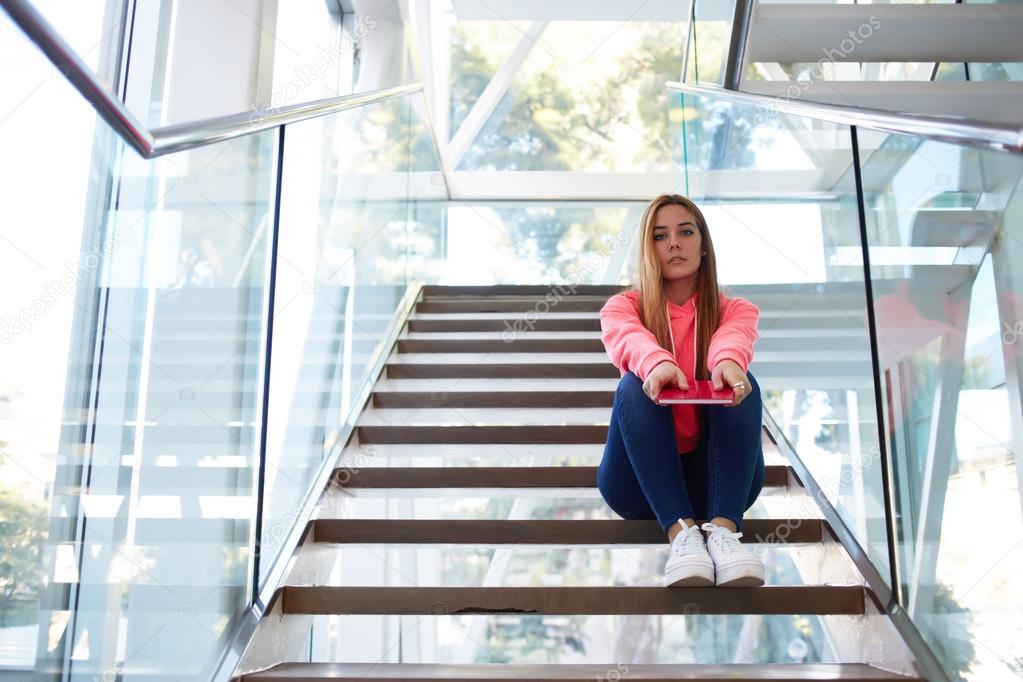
[701,522,765,587]
[663,521,714,587]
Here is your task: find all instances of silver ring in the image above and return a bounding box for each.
[732,382,746,390]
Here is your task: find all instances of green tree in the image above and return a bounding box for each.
[0,478,48,626]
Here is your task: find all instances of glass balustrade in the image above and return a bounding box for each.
[0,6,435,667]
[675,80,1023,680]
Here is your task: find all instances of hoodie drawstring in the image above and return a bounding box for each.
[666,299,698,381]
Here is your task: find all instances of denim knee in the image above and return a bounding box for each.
[615,371,645,402]
[596,465,653,521]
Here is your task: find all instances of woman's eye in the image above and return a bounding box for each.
[682,229,693,236]
[653,235,664,240]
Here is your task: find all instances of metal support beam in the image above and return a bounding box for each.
[722,0,754,90]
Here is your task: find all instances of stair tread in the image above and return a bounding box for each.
[244,662,919,680]
[333,464,792,488]
[312,518,822,544]
[374,377,620,391]
[389,352,866,365]
[392,352,611,364]
[280,584,865,615]
[357,406,613,427]
[403,331,603,339]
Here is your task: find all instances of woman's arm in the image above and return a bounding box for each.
[707,296,760,373]
[599,293,676,381]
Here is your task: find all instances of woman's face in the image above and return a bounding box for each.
[652,203,703,282]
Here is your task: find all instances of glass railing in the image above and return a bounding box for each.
[259,89,444,582]
[674,83,1023,681]
[0,5,440,674]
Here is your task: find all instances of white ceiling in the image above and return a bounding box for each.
[450,0,693,22]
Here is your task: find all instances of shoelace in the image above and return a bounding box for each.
[671,523,706,557]
[701,522,743,556]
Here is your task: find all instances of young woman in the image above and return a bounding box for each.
[597,194,766,588]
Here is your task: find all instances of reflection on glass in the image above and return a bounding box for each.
[261,93,429,580]
[860,129,1023,681]
[39,130,277,680]
[684,0,737,86]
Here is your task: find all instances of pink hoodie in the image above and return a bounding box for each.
[599,288,760,454]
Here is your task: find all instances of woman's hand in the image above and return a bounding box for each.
[642,361,688,402]
[711,360,750,407]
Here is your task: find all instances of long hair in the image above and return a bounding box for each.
[634,194,721,380]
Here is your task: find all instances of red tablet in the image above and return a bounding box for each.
[656,380,734,405]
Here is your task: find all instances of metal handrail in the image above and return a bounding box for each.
[1,0,423,158]
[721,0,754,91]
[668,80,1023,155]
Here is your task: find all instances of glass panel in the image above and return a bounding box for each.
[307,613,834,665]
[448,20,529,137]
[859,129,1023,681]
[675,90,891,579]
[1,8,135,679]
[685,0,736,86]
[411,202,646,284]
[261,91,433,583]
[456,21,687,172]
[120,3,411,127]
[41,128,278,679]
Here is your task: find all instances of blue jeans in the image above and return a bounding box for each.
[597,371,765,534]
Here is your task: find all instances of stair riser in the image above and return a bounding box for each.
[397,336,865,354]
[313,518,822,544]
[333,465,790,488]
[357,425,608,444]
[374,390,613,408]
[281,585,864,615]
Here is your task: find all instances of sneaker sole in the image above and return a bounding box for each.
[665,573,715,588]
[716,574,765,587]
[715,562,766,587]
[664,560,715,588]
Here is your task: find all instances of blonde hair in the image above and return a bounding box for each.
[633,194,721,379]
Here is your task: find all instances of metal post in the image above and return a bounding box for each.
[850,125,903,600]
[722,0,754,90]
[251,125,286,599]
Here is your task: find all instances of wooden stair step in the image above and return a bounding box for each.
[409,316,601,332]
[334,464,791,488]
[398,337,605,353]
[369,377,618,408]
[387,361,620,379]
[406,314,861,334]
[357,424,609,443]
[417,299,608,314]
[280,585,865,615]
[373,388,615,408]
[243,662,920,680]
[422,285,627,297]
[312,518,822,544]
[397,334,865,354]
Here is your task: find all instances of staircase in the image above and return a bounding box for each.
[739,2,1023,125]
[235,285,926,681]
